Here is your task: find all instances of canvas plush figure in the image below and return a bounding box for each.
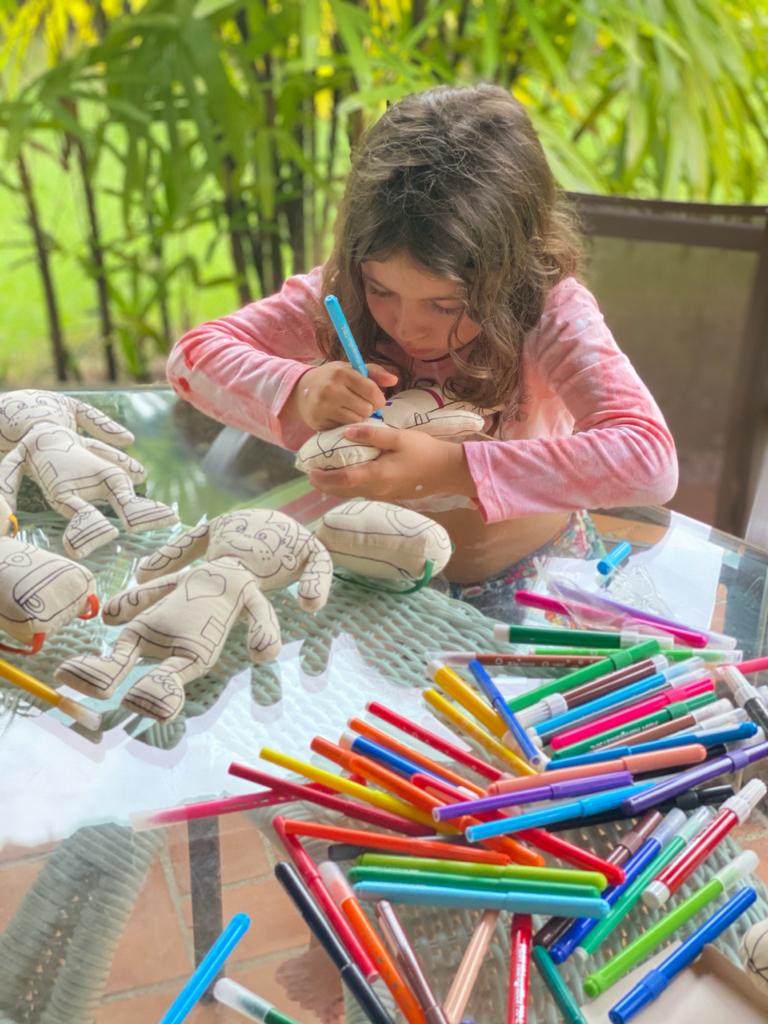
[295,387,487,473]
[0,495,99,654]
[314,499,453,589]
[0,389,178,560]
[55,510,334,723]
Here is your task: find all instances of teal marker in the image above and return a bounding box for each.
[214,978,299,1023]
[532,945,587,1024]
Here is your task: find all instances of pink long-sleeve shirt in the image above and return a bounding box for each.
[167,268,678,523]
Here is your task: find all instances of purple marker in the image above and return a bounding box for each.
[620,741,768,815]
[432,771,634,822]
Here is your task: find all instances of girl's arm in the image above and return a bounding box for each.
[464,279,679,523]
[166,269,324,451]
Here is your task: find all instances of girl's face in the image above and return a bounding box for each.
[361,250,481,361]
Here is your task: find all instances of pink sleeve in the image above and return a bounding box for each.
[166,268,324,450]
[464,279,679,523]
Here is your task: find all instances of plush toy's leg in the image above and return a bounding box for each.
[105,473,178,534]
[122,656,201,724]
[49,494,120,560]
[55,634,141,698]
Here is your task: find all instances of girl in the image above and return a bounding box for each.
[167,84,677,617]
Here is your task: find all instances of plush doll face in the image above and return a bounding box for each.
[209,510,304,581]
[0,390,76,451]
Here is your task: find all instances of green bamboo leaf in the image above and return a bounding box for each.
[329,0,373,88]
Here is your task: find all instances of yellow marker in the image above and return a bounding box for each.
[0,656,101,730]
[259,747,444,829]
[423,689,535,776]
[428,661,507,738]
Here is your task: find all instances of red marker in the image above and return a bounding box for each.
[643,779,767,908]
[508,914,532,1024]
[367,701,505,781]
[272,816,378,982]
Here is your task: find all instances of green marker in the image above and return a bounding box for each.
[349,866,602,900]
[507,640,661,713]
[214,978,300,1023]
[582,850,757,998]
[575,805,713,959]
[532,945,587,1024]
[534,645,741,664]
[495,623,672,649]
[551,691,716,759]
[357,854,607,889]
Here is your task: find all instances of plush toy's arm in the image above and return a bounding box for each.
[242,582,281,661]
[72,398,135,447]
[102,572,181,624]
[298,536,334,612]
[82,437,145,481]
[0,447,27,510]
[135,523,210,583]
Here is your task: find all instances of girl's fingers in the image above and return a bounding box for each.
[366,363,400,387]
[344,423,401,449]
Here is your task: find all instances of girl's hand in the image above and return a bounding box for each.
[286,362,398,431]
[307,423,476,502]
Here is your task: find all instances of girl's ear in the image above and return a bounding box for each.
[135,522,211,582]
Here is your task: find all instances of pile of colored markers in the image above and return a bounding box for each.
[149,608,768,1024]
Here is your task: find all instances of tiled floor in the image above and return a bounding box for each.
[1,814,333,1024]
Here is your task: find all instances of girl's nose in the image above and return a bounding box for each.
[394,304,429,342]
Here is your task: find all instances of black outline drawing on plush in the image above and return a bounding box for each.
[295,387,487,473]
[55,510,334,723]
[0,523,97,648]
[0,389,178,560]
[313,499,453,581]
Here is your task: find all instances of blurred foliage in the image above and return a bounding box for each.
[0,0,766,381]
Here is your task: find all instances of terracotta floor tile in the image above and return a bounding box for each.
[182,876,312,962]
[0,858,43,932]
[168,815,272,898]
[210,956,330,1024]
[95,982,190,1024]
[105,860,192,995]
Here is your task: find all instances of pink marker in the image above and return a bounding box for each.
[549,677,714,751]
[736,655,768,675]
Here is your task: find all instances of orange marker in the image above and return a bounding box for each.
[488,746,708,796]
[320,861,428,1024]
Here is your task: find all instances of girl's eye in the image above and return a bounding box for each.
[366,285,391,299]
[432,304,464,316]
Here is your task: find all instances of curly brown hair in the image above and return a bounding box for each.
[316,83,582,410]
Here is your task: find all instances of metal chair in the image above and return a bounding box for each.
[569,192,768,535]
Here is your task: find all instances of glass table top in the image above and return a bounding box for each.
[0,386,766,1024]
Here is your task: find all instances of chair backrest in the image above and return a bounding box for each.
[569,192,768,535]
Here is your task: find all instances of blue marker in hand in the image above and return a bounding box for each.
[324,295,369,377]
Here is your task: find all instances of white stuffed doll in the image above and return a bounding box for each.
[0,495,99,654]
[295,386,487,473]
[0,389,178,560]
[313,499,453,588]
[55,510,334,723]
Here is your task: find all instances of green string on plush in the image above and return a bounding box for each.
[332,559,434,595]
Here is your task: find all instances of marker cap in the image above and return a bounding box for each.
[720,779,767,824]
[677,805,714,841]
[650,808,686,847]
[318,860,355,904]
[58,696,102,731]
[714,849,759,890]
[518,693,568,727]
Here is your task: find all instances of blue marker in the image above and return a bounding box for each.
[161,913,250,1023]
[536,661,703,740]
[465,782,655,841]
[546,722,759,768]
[597,541,632,576]
[346,733,445,783]
[608,886,757,1024]
[548,810,685,964]
[324,294,369,377]
[469,659,548,768]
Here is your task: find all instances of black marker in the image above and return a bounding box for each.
[721,665,768,735]
[274,861,395,1024]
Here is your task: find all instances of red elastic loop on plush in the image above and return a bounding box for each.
[78,594,100,620]
[0,632,45,655]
